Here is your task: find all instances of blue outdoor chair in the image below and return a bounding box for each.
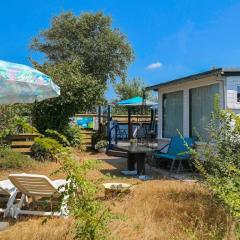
[154,136,195,174]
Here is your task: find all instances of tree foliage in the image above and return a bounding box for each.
[31,12,134,83]
[114,77,145,100]
[112,77,150,114]
[30,12,134,132]
[31,61,105,132]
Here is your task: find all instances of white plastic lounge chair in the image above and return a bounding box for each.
[9,174,69,218]
[0,180,18,217]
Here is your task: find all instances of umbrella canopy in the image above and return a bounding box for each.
[0,60,60,104]
[114,96,157,107]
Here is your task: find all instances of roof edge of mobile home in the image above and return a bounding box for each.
[146,68,240,91]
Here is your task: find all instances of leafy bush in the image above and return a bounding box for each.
[0,115,39,144]
[0,146,35,169]
[31,137,63,161]
[0,104,32,139]
[11,117,39,134]
[191,97,240,238]
[58,152,113,240]
[63,125,82,148]
[45,129,70,147]
[94,140,108,151]
[91,132,107,149]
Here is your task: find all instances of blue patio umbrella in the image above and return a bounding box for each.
[0,60,60,104]
[116,96,157,106]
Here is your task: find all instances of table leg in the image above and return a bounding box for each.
[136,153,146,175]
[128,152,135,171]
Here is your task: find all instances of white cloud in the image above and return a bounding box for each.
[146,62,163,70]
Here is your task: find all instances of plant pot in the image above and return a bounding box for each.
[130,142,137,147]
[102,182,132,198]
[98,148,106,153]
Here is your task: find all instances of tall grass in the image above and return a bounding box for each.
[110,180,227,240]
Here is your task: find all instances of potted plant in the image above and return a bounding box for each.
[95,140,108,153]
[129,138,137,146]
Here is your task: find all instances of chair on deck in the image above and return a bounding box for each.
[154,136,195,174]
[8,173,69,219]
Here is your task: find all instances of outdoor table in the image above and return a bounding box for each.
[116,144,153,175]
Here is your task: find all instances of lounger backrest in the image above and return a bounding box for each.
[167,137,194,157]
[9,174,59,197]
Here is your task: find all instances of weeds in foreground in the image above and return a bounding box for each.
[57,150,114,240]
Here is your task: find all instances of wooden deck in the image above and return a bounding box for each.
[10,133,40,154]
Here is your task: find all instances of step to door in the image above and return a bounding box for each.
[107,149,127,158]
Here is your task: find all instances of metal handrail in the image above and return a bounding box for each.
[108,124,119,149]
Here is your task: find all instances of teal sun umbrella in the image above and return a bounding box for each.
[115,96,157,106]
[0,60,60,104]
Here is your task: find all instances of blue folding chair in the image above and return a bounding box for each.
[154,136,195,174]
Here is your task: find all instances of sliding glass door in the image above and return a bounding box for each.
[190,84,219,140]
[163,91,183,138]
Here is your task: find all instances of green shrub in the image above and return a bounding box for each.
[0,146,35,169]
[63,125,82,148]
[13,117,39,134]
[31,137,63,161]
[0,104,33,143]
[94,140,108,151]
[58,152,113,240]
[91,132,107,149]
[190,97,240,238]
[45,129,70,147]
[0,116,39,144]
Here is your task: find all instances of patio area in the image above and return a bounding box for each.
[107,139,198,181]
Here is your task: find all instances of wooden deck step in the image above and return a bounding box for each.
[10,133,40,140]
[11,141,34,147]
[107,149,127,158]
[81,139,91,142]
[12,148,31,153]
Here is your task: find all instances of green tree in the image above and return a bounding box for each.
[112,77,151,114]
[31,12,134,83]
[32,61,106,132]
[30,12,134,132]
[114,77,145,100]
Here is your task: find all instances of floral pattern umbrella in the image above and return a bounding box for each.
[0,60,60,104]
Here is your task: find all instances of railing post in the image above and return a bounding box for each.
[115,125,118,144]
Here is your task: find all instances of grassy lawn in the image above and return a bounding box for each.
[0,151,227,240]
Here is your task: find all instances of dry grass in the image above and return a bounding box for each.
[0,217,74,240]
[0,151,228,240]
[109,180,227,240]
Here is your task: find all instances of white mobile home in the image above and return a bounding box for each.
[146,68,240,142]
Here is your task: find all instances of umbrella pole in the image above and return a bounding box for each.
[128,108,132,140]
[107,104,111,135]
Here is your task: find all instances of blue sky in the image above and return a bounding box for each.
[1,0,240,99]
